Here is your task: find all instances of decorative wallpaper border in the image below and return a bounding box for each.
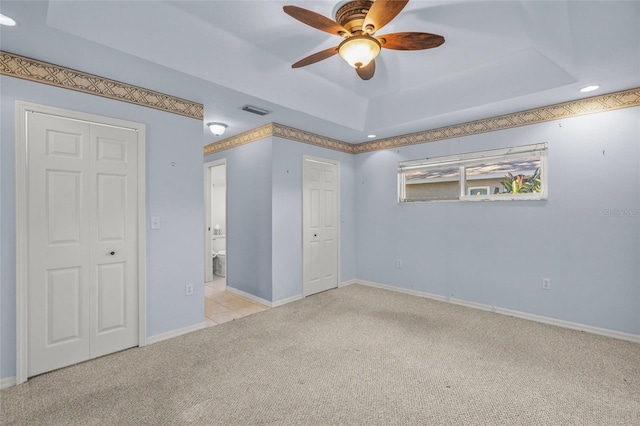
[204,87,640,156]
[354,87,640,153]
[0,51,203,120]
[204,123,275,156]
[273,123,354,154]
[204,123,355,155]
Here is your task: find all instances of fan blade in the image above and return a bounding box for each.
[284,5,351,37]
[356,60,376,80]
[377,32,445,50]
[292,46,339,68]
[363,0,409,34]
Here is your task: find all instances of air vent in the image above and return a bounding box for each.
[241,105,271,116]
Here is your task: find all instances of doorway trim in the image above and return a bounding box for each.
[203,158,227,283]
[15,101,147,384]
[302,155,341,297]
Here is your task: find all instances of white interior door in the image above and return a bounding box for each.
[89,124,139,358]
[26,112,139,377]
[303,157,339,296]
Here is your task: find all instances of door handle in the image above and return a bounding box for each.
[314,234,317,237]
[110,251,115,256]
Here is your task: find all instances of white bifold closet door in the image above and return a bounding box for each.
[27,112,139,377]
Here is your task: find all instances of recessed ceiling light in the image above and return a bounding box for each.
[580,85,599,93]
[0,13,17,26]
[367,134,376,138]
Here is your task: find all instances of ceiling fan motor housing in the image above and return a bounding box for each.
[336,0,374,35]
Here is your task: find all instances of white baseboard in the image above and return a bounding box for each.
[356,279,449,302]
[227,281,356,308]
[227,286,304,308]
[488,306,640,343]
[226,286,272,307]
[1,376,17,389]
[355,280,640,344]
[226,284,308,309]
[2,325,206,388]
[271,294,303,308]
[339,279,358,288]
[146,322,206,345]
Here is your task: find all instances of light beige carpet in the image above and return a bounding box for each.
[1,284,639,425]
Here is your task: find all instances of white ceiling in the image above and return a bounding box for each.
[1,1,639,145]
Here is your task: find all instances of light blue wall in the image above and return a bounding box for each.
[204,109,639,338]
[205,138,273,301]
[355,108,640,335]
[271,137,356,301]
[3,74,637,383]
[204,136,356,303]
[1,76,205,379]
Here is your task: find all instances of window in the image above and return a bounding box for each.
[398,143,548,202]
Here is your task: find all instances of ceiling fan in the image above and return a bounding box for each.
[283,0,445,80]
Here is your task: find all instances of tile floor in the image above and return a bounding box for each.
[204,276,269,327]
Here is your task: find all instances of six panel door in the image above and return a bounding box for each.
[27,112,139,377]
[303,158,338,296]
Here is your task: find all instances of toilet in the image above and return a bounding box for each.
[212,235,226,277]
[214,250,226,277]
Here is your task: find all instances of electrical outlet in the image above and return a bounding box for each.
[185,283,194,296]
[396,259,403,269]
[542,278,551,290]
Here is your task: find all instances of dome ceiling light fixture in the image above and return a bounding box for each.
[207,122,228,136]
[284,0,445,80]
[0,13,17,26]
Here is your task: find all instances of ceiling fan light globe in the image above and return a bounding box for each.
[338,35,381,69]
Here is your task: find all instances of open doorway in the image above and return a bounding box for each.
[204,160,226,287]
[203,160,267,327]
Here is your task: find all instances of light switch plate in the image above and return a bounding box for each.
[151,216,161,230]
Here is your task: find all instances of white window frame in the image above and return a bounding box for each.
[467,186,491,196]
[398,143,548,203]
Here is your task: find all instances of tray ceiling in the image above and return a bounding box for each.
[1,1,638,144]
